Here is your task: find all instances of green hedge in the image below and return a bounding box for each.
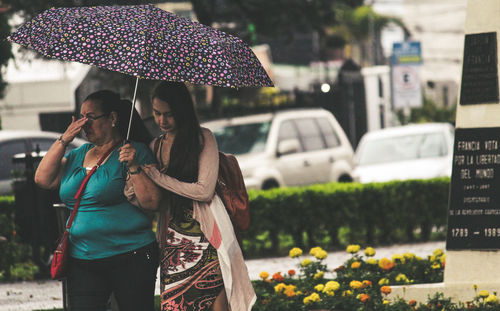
[0,178,451,277]
[242,178,450,257]
[0,195,38,281]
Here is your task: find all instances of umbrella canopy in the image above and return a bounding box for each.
[7,4,273,88]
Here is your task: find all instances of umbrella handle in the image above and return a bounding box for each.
[126,77,139,141]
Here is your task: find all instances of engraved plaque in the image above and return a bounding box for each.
[447,127,500,249]
[460,32,499,105]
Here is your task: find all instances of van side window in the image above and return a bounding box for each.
[294,118,325,151]
[0,139,27,180]
[316,117,341,148]
[278,120,302,152]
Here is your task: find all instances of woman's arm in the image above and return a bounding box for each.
[143,128,219,202]
[120,143,162,211]
[35,117,87,189]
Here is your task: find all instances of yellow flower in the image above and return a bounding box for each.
[314,271,324,280]
[431,262,441,269]
[433,248,444,256]
[416,256,422,261]
[314,249,328,260]
[303,293,321,304]
[301,259,312,267]
[403,252,415,260]
[351,261,361,269]
[346,244,361,254]
[259,271,269,280]
[395,273,408,283]
[378,278,389,285]
[485,294,499,304]
[440,253,446,264]
[309,247,323,257]
[314,284,325,292]
[274,283,287,293]
[325,290,335,296]
[383,299,390,304]
[429,255,436,262]
[324,281,340,292]
[289,247,303,258]
[364,247,376,257]
[392,253,406,264]
[366,258,377,265]
[342,290,353,296]
[479,290,490,298]
[350,280,363,289]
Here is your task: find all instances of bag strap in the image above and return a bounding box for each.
[65,140,122,230]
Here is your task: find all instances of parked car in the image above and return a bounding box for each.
[202,108,355,190]
[0,130,87,195]
[352,123,455,183]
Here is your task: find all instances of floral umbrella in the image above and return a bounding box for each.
[8,4,273,138]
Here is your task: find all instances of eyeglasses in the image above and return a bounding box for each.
[79,113,107,122]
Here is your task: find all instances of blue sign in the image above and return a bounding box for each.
[391,41,422,65]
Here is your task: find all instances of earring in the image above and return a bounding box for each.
[112,123,116,127]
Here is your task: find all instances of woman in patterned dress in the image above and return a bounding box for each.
[145,81,228,311]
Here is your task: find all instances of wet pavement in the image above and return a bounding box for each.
[0,241,445,311]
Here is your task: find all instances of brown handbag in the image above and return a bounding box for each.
[51,140,121,279]
[215,152,250,232]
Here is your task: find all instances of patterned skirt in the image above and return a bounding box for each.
[160,206,224,311]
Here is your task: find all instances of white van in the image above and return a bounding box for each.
[202,108,355,190]
[353,123,455,183]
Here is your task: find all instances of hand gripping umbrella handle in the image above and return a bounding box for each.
[126,77,139,141]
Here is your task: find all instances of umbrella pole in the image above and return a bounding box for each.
[126,77,139,141]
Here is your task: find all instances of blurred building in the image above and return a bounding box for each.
[0,49,89,131]
[373,0,466,107]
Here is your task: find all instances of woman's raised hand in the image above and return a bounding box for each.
[61,116,87,144]
[119,143,139,169]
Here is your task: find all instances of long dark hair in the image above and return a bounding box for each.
[84,90,152,145]
[151,82,204,205]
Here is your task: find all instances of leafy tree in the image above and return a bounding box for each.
[397,96,456,125]
[0,9,13,99]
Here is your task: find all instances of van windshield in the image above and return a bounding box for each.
[212,121,271,155]
[357,132,447,165]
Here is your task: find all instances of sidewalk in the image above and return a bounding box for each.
[0,241,445,311]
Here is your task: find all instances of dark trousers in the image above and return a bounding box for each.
[67,241,159,311]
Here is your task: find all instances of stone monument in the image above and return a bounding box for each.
[390,0,500,302]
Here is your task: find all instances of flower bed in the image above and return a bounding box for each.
[252,245,499,310]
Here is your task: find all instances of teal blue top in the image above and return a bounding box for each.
[60,141,156,260]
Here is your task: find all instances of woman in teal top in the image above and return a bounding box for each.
[60,142,155,259]
[35,90,162,311]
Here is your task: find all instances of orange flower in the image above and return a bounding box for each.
[378,257,395,271]
[362,280,372,288]
[409,299,417,306]
[288,269,296,276]
[351,261,361,269]
[284,289,296,297]
[360,294,371,303]
[334,265,345,272]
[380,286,392,295]
[272,272,284,282]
